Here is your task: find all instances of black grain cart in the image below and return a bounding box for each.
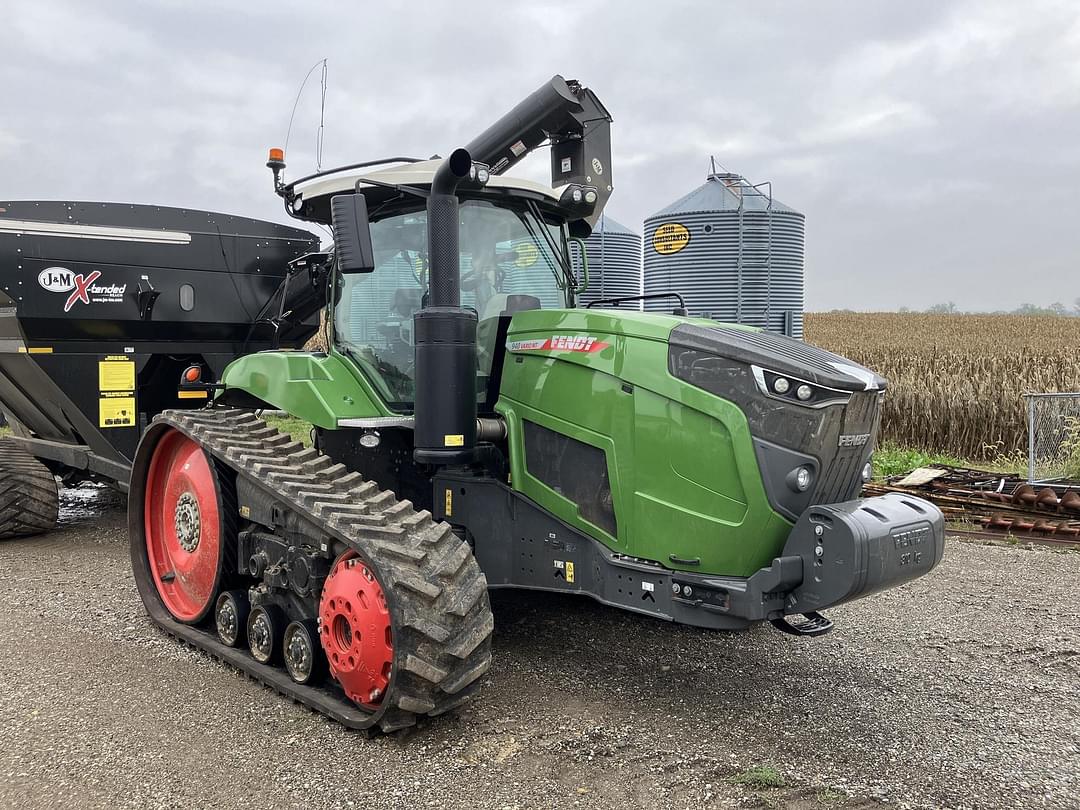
[0,200,319,537]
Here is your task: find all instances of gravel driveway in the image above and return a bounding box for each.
[0,486,1076,810]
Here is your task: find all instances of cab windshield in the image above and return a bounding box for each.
[334,199,571,410]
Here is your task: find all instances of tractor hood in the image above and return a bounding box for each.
[668,323,886,393]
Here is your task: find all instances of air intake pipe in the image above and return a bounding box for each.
[413,148,478,465]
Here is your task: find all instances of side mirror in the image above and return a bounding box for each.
[330,194,375,273]
[568,236,589,296]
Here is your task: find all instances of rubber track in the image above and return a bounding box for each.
[0,438,59,540]
[140,408,494,732]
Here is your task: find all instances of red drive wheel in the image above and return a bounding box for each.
[319,550,394,708]
[142,428,226,624]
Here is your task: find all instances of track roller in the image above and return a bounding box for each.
[215,590,250,648]
[284,619,325,685]
[248,603,286,665]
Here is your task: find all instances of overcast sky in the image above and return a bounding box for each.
[2,0,1077,311]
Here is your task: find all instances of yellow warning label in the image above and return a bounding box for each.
[99,396,135,428]
[239,505,251,518]
[444,434,464,447]
[177,390,208,399]
[444,488,453,517]
[515,242,539,268]
[99,360,135,392]
[28,347,53,354]
[566,561,575,583]
[653,222,691,255]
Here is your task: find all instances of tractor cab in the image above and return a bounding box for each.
[286,159,587,415]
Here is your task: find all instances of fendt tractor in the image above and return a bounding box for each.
[0,76,944,731]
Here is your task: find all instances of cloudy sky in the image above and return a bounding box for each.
[2,0,1077,311]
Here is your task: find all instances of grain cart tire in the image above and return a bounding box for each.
[0,438,60,539]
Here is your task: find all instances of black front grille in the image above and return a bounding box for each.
[812,391,881,504]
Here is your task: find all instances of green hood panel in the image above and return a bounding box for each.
[217,351,390,429]
[498,308,792,577]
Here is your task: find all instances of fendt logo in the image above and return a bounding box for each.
[37,267,75,292]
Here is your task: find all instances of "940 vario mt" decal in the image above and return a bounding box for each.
[506,335,610,354]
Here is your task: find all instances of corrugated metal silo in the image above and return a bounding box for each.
[643,170,805,337]
[575,214,642,308]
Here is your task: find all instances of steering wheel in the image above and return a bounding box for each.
[461,266,506,292]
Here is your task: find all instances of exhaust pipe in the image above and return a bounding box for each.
[413,148,477,465]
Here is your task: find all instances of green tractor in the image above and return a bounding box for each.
[129,76,944,731]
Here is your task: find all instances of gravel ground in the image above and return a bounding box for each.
[0,486,1077,810]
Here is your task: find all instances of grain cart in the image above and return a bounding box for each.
[0,202,321,535]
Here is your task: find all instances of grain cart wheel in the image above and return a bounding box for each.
[136,427,233,624]
[0,438,59,540]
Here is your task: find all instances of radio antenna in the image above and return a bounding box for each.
[284,58,328,171]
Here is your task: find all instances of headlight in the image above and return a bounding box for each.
[796,384,813,401]
[796,467,812,490]
[862,461,873,482]
[773,377,790,394]
[787,465,813,492]
[571,187,583,203]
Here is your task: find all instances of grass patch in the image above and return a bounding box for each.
[872,443,965,479]
[731,764,786,789]
[262,412,314,447]
[872,442,1022,479]
[816,787,847,805]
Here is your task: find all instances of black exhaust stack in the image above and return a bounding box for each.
[413,148,477,465]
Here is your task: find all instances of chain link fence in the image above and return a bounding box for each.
[1025,393,1080,483]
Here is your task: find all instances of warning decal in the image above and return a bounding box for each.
[100,395,135,428]
[99,360,135,391]
[653,222,691,255]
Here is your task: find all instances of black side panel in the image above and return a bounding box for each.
[522,420,617,538]
[318,427,434,513]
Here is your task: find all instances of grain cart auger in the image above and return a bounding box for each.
[128,74,945,732]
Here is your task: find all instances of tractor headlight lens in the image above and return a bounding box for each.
[572,187,583,204]
[773,377,790,394]
[584,189,597,204]
[796,384,813,401]
[795,466,812,491]
[476,167,490,184]
[862,461,873,482]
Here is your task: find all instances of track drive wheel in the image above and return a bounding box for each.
[139,427,232,624]
[319,551,393,707]
[0,438,59,540]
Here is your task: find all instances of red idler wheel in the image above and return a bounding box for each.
[319,550,393,708]
[142,428,226,623]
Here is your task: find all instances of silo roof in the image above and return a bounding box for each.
[650,174,802,218]
[592,213,638,236]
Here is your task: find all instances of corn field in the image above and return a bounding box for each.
[804,313,1080,460]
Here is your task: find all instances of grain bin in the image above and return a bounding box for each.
[574,214,642,308]
[643,170,805,337]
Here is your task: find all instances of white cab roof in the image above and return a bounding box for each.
[294,159,561,206]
